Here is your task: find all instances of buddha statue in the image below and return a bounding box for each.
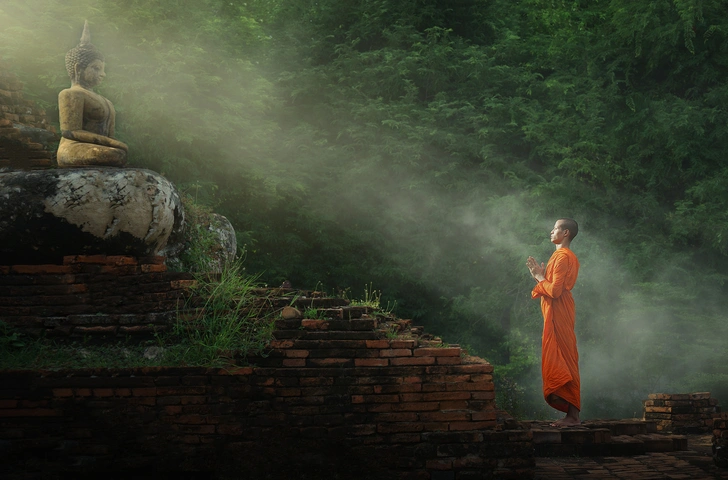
[56,21,127,167]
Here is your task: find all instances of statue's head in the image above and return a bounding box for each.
[65,21,105,88]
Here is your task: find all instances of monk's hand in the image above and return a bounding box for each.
[526,256,545,282]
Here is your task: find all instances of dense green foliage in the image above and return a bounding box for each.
[2,0,728,419]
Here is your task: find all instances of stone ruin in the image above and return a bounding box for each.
[0,58,535,479]
[0,66,57,169]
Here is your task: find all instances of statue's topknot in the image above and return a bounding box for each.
[65,21,104,79]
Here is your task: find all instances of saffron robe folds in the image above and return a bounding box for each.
[532,247,580,413]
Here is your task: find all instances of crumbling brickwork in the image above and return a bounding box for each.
[0,315,534,479]
[0,65,57,169]
[0,255,194,339]
[643,392,721,433]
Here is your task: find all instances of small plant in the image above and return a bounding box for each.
[169,260,275,367]
[0,321,26,349]
[349,282,396,315]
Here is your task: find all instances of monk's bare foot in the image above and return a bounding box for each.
[550,417,581,428]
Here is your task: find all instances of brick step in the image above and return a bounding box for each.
[528,420,689,457]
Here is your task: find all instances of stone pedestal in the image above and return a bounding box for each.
[0,167,184,264]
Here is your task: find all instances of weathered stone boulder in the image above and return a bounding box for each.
[163,212,237,273]
[0,167,184,264]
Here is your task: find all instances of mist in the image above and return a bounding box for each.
[2,0,727,421]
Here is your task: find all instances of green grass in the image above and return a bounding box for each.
[347,282,396,315]
[0,262,275,369]
[167,261,275,366]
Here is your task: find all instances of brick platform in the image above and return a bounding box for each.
[524,419,688,457]
[1,305,535,479]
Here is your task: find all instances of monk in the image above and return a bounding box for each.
[526,218,581,426]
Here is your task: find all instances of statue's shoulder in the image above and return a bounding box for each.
[59,85,95,99]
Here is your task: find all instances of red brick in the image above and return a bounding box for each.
[175,414,207,424]
[301,319,328,330]
[392,402,439,412]
[0,408,61,417]
[180,435,200,444]
[400,393,425,402]
[446,381,493,391]
[470,374,493,382]
[75,326,117,335]
[449,421,496,431]
[278,388,301,397]
[217,424,244,435]
[282,359,306,367]
[423,392,471,402]
[403,376,423,384]
[440,401,468,410]
[53,388,74,397]
[307,358,351,367]
[269,340,294,348]
[390,357,435,366]
[181,396,207,405]
[299,377,335,386]
[92,388,114,397]
[420,411,470,422]
[217,367,254,375]
[355,358,389,367]
[414,348,460,357]
[105,256,139,266]
[422,383,446,393]
[436,357,462,365]
[350,424,377,436]
[12,265,72,274]
[379,349,412,358]
[157,387,207,395]
[390,340,416,349]
[367,404,394,413]
[377,413,418,422]
[362,394,400,403]
[453,455,484,468]
[377,422,423,434]
[285,349,309,358]
[426,459,453,470]
[423,422,449,432]
[0,400,18,408]
[366,339,390,349]
[64,255,107,264]
[132,388,157,396]
[141,264,167,273]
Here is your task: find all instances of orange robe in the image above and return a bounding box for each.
[532,247,580,413]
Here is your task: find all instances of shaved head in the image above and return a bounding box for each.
[557,218,578,240]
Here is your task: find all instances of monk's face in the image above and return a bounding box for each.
[550,220,569,245]
[80,59,106,88]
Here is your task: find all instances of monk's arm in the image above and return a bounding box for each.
[58,89,128,151]
[532,254,568,299]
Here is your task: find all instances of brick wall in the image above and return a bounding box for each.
[0,255,194,339]
[0,65,57,169]
[643,392,721,433]
[0,316,534,479]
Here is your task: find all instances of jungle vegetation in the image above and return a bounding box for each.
[1,0,727,419]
